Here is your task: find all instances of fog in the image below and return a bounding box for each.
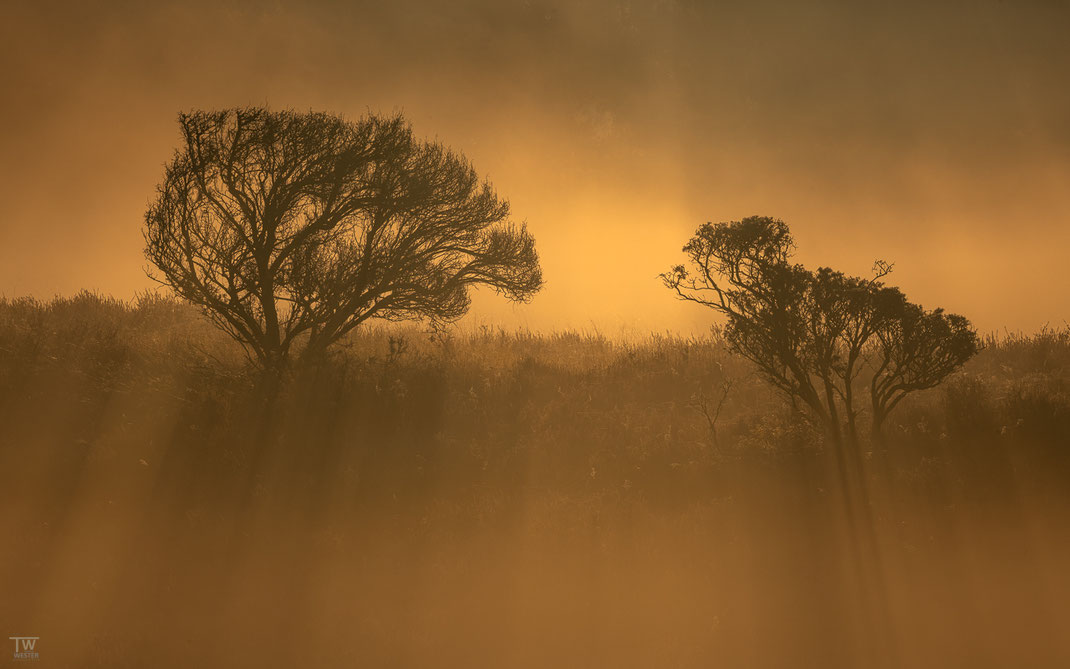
[2,2,1070,666]
[2,0,1069,333]
[2,303,1069,667]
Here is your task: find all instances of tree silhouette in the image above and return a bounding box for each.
[145,108,542,370]
[663,216,979,646]
[870,303,979,436]
[662,216,978,445]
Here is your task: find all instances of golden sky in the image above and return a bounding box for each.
[1,0,1068,335]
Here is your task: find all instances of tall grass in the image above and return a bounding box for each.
[1,294,1068,668]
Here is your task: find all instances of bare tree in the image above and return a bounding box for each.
[145,108,542,370]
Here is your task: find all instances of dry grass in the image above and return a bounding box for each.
[1,293,1068,667]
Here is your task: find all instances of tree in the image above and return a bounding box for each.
[145,108,542,370]
[663,216,979,655]
[662,216,978,445]
[869,303,979,436]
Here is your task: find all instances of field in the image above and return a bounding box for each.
[1,292,1068,667]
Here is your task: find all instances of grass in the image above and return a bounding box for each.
[1,292,1068,667]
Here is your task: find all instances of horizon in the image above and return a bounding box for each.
[2,0,1069,333]
[4,4,1070,666]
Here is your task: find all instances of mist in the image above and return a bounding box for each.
[2,2,1070,667]
[3,0,1069,333]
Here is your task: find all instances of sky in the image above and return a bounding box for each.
[1,0,1068,335]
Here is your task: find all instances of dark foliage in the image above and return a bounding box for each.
[145,108,542,370]
[662,216,979,445]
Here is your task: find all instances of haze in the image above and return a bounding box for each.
[2,0,1068,334]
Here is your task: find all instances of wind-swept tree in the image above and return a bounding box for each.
[664,216,978,652]
[145,108,542,371]
[662,216,978,445]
